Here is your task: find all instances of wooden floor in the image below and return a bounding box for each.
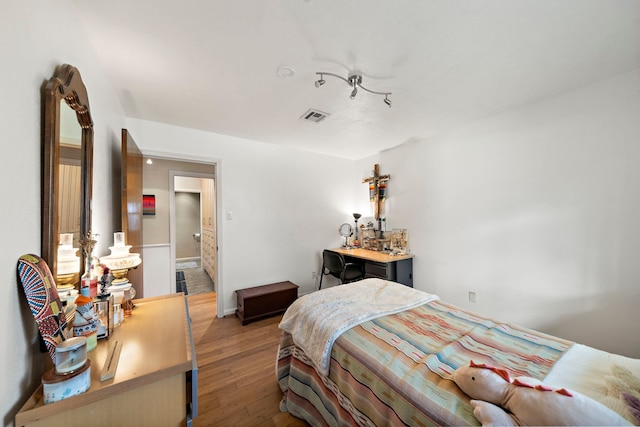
[188,292,308,427]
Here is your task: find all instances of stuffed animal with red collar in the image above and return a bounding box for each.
[453,361,632,426]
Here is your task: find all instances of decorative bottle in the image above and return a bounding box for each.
[79,233,98,297]
[80,258,91,297]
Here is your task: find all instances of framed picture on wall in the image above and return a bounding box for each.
[143,194,156,216]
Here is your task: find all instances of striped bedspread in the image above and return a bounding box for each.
[279,279,438,376]
[278,299,573,426]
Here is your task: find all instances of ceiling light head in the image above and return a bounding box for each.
[314,71,391,107]
[348,75,360,99]
[348,75,363,87]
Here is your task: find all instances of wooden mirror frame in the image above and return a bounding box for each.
[42,64,94,281]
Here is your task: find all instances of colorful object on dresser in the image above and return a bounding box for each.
[73,295,98,351]
[452,361,632,426]
[17,254,69,362]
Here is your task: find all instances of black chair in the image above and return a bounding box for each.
[318,250,365,290]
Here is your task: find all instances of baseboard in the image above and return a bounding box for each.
[176,257,200,262]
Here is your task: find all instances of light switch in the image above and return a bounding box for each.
[226,211,233,220]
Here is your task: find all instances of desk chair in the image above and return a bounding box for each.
[318,250,365,290]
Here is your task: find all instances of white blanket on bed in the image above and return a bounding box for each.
[279,278,439,376]
[545,343,640,423]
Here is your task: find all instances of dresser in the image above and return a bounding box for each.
[329,248,414,287]
[15,294,197,427]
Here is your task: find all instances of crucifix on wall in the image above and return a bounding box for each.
[362,164,390,225]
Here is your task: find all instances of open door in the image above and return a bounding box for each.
[121,129,144,297]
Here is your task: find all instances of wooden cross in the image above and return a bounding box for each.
[362,164,390,221]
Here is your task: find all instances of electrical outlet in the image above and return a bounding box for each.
[468,291,476,303]
[312,271,317,279]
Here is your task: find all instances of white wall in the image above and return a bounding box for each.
[126,118,356,314]
[0,1,126,424]
[358,70,640,358]
[141,244,173,297]
[175,176,205,193]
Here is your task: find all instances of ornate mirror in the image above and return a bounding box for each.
[42,64,94,288]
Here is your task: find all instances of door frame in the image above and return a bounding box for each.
[121,129,144,297]
[144,149,223,317]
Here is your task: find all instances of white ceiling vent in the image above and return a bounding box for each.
[300,108,330,123]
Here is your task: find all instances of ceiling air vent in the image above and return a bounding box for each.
[300,108,330,123]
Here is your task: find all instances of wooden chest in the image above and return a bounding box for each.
[235,281,299,325]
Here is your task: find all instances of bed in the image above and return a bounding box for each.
[276,279,640,426]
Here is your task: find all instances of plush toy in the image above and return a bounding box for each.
[453,361,632,426]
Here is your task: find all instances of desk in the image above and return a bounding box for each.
[329,248,414,287]
[15,294,197,427]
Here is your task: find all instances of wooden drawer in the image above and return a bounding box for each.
[235,281,298,325]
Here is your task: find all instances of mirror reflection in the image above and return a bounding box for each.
[56,101,82,287]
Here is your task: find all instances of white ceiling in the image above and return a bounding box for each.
[73,0,640,160]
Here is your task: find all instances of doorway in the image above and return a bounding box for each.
[142,156,220,315]
[173,174,217,298]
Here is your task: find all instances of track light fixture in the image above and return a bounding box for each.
[314,72,392,107]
